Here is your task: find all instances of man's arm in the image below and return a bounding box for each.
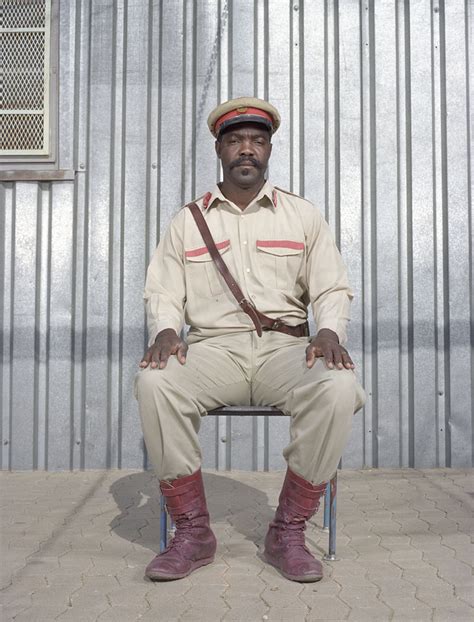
[139,212,187,369]
[304,207,355,370]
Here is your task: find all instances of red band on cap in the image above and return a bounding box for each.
[214,107,273,135]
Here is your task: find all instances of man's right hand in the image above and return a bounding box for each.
[139,328,188,369]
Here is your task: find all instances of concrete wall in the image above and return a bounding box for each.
[1,0,472,470]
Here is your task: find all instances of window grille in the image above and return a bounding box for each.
[0,0,51,156]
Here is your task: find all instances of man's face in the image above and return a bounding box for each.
[215,123,272,188]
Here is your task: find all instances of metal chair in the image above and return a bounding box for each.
[159,406,338,561]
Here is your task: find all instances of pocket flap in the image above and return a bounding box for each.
[256,239,304,256]
[185,239,230,262]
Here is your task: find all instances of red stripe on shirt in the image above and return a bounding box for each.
[256,240,304,250]
[185,240,230,258]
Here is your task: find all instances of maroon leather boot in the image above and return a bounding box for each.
[264,468,327,582]
[145,468,217,581]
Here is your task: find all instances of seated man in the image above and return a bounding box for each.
[134,97,365,583]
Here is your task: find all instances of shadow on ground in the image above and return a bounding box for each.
[109,471,281,555]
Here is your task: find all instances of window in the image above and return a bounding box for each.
[0,0,58,169]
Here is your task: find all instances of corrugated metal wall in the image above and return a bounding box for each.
[1,0,472,471]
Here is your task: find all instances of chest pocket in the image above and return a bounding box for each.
[185,240,230,298]
[256,239,305,291]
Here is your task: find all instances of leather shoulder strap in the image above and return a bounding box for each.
[186,202,263,336]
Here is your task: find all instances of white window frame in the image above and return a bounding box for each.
[0,0,59,171]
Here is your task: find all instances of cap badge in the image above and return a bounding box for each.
[236,107,248,114]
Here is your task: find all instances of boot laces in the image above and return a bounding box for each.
[279,520,310,551]
[285,527,305,545]
[165,516,200,552]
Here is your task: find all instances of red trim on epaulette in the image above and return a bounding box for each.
[272,189,277,207]
[202,192,212,210]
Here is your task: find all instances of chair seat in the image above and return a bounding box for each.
[208,405,286,417]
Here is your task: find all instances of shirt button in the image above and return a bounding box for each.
[246,268,250,273]
[240,214,244,219]
[243,240,248,245]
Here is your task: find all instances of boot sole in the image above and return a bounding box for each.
[263,552,323,583]
[145,555,215,581]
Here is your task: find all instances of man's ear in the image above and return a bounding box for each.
[215,140,221,159]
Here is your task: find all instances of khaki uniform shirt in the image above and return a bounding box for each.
[144,181,353,345]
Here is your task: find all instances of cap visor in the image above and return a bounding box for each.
[218,115,273,135]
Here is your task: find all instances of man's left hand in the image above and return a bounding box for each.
[306,328,355,370]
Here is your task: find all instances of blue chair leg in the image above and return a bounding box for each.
[323,472,338,561]
[160,495,176,552]
[160,494,167,552]
[323,481,331,531]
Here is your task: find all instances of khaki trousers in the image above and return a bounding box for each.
[134,331,365,485]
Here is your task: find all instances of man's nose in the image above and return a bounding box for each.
[239,140,255,156]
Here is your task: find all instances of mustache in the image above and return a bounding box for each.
[230,156,261,169]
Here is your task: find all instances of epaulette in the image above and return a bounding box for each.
[273,187,313,207]
[274,186,307,200]
[183,191,212,210]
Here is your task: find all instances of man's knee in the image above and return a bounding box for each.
[322,368,365,412]
[302,365,361,408]
[331,367,356,393]
[135,368,155,401]
[134,364,179,402]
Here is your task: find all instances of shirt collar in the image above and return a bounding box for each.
[202,180,276,211]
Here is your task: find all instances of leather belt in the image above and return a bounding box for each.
[260,316,309,338]
[187,201,309,339]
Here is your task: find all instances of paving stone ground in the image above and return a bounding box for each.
[1,468,473,622]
